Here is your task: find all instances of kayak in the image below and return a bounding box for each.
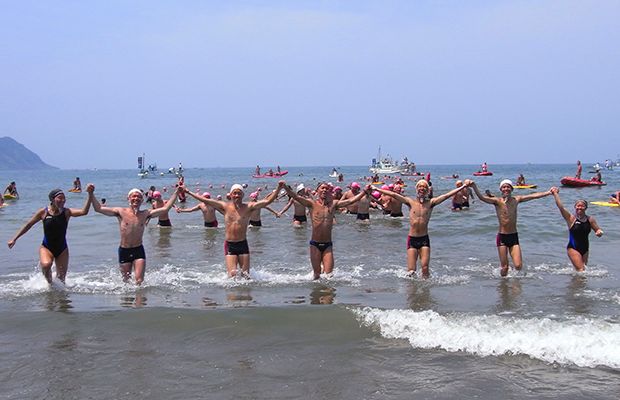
[253,170,288,178]
[560,177,606,187]
[3,194,17,200]
[473,171,493,176]
[68,188,82,193]
[513,184,537,189]
[591,201,618,207]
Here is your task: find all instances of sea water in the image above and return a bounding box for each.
[0,164,619,399]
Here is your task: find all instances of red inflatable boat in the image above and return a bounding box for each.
[560,177,606,187]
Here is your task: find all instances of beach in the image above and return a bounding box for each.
[1,164,619,399]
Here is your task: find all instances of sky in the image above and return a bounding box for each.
[1,0,619,170]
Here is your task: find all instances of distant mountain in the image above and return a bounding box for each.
[0,137,57,170]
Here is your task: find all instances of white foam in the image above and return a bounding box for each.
[353,307,620,369]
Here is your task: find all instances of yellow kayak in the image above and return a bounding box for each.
[3,194,17,200]
[513,184,537,189]
[591,201,619,207]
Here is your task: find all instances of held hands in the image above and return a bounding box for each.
[86,183,95,193]
[550,187,559,195]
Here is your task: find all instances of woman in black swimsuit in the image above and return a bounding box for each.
[7,188,92,283]
[551,188,603,271]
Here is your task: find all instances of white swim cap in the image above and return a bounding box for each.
[296,183,305,193]
[127,188,143,197]
[230,184,244,193]
[499,179,513,190]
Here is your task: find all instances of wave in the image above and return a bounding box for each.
[353,307,620,369]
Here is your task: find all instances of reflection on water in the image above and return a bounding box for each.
[120,289,147,308]
[202,228,218,250]
[44,290,73,312]
[566,274,590,315]
[154,227,172,258]
[310,284,335,305]
[406,280,434,311]
[226,287,254,307]
[496,278,522,312]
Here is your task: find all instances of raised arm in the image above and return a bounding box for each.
[68,184,93,217]
[276,197,294,216]
[470,182,498,205]
[89,184,120,217]
[284,184,314,208]
[336,185,372,208]
[516,187,554,203]
[185,189,226,213]
[550,187,572,226]
[431,181,472,207]
[372,186,409,205]
[251,182,286,210]
[7,208,45,248]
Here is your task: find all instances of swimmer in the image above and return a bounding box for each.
[471,179,555,277]
[284,181,372,279]
[516,174,526,186]
[175,192,220,227]
[89,185,182,284]
[4,181,18,198]
[72,177,82,191]
[278,183,310,226]
[248,191,279,227]
[374,179,471,278]
[575,160,582,179]
[184,181,286,278]
[7,187,92,284]
[610,191,620,205]
[551,188,603,271]
[451,180,473,211]
[151,191,172,227]
[341,182,362,214]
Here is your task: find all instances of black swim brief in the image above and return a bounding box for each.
[118,245,146,264]
[293,214,307,223]
[452,201,470,210]
[204,220,218,228]
[309,240,333,253]
[158,219,172,227]
[496,232,519,248]
[224,240,250,256]
[390,212,404,218]
[407,235,430,250]
[356,213,370,220]
[249,220,262,227]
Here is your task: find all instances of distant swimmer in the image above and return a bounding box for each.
[4,181,18,198]
[7,187,92,284]
[184,182,285,278]
[151,191,172,227]
[481,162,488,173]
[278,183,310,226]
[451,180,473,211]
[516,174,526,186]
[471,179,555,277]
[248,190,279,227]
[284,181,371,279]
[551,188,603,272]
[89,185,181,285]
[74,177,82,191]
[374,179,470,278]
[575,160,582,179]
[610,191,620,205]
[175,192,220,227]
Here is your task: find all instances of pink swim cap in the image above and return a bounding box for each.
[152,191,162,198]
[388,184,395,189]
[249,192,259,199]
[334,186,342,192]
[351,182,361,189]
[381,185,390,191]
[202,192,211,198]
[371,191,381,199]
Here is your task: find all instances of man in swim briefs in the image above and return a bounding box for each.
[341,182,362,214]
[89,185,182,284]
[151,191,173,226]
[471,179,555,277]
[374,179,471,278]
[277,183,310,226]
[451,180,472,211]
[184,181,285,278]
[284,181,371,279]
[175,192,220,227]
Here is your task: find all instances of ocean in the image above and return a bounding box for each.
[1,164,619,399]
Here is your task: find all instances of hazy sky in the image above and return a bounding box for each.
[1,1,618,169]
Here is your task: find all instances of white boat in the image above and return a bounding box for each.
[369,147,405,174]
[137,154,159,178]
